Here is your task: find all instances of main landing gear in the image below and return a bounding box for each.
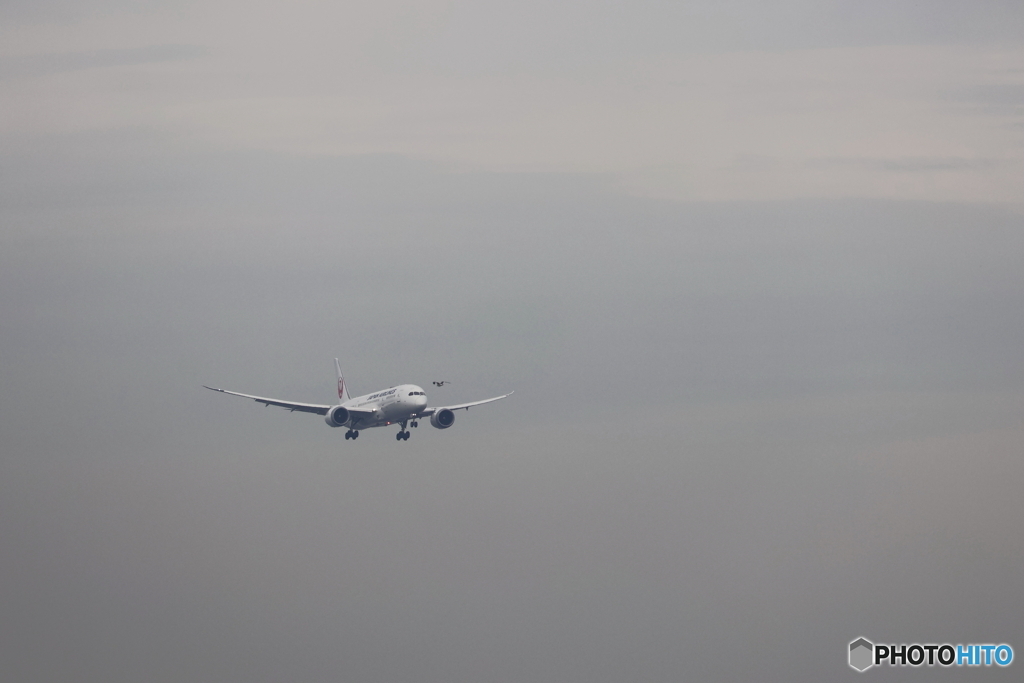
[344,429,360,440]
[396,421,411,441]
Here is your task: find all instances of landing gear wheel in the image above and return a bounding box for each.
[396,431,403,441]
[344,430,352,440]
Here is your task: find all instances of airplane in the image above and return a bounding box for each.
[432,380,451,387]
[204,359,512,441]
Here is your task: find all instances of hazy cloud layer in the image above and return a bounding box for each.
[3,2,1024,202]
[1,2,1023,682]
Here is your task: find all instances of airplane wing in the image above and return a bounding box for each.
[418,391,513,416]
[203,385,338,415]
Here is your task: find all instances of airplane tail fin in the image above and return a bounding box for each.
[335,358,351,403]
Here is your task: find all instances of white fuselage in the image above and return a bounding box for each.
[343,384,429,429]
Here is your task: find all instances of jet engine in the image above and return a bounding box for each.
[430,408,455,429]
[324,405,351,428]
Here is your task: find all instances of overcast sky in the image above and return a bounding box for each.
[1,2,1023,682]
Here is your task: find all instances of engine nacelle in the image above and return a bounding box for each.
[430,408,455,429]
[324,405,351,428]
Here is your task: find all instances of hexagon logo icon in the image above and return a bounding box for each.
[849,637,874,672]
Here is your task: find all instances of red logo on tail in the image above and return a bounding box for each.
[338,378,345,400]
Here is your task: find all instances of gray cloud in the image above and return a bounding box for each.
[952,82,1024,122]
[0,44,204,79]
[393,0,1024,75]
[807,156,1011,172]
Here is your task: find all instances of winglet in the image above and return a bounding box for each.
[335,358,350,402]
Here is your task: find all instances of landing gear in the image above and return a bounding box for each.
[345,429,360,440]
[410,421,418,428]
[396,422,410,441]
